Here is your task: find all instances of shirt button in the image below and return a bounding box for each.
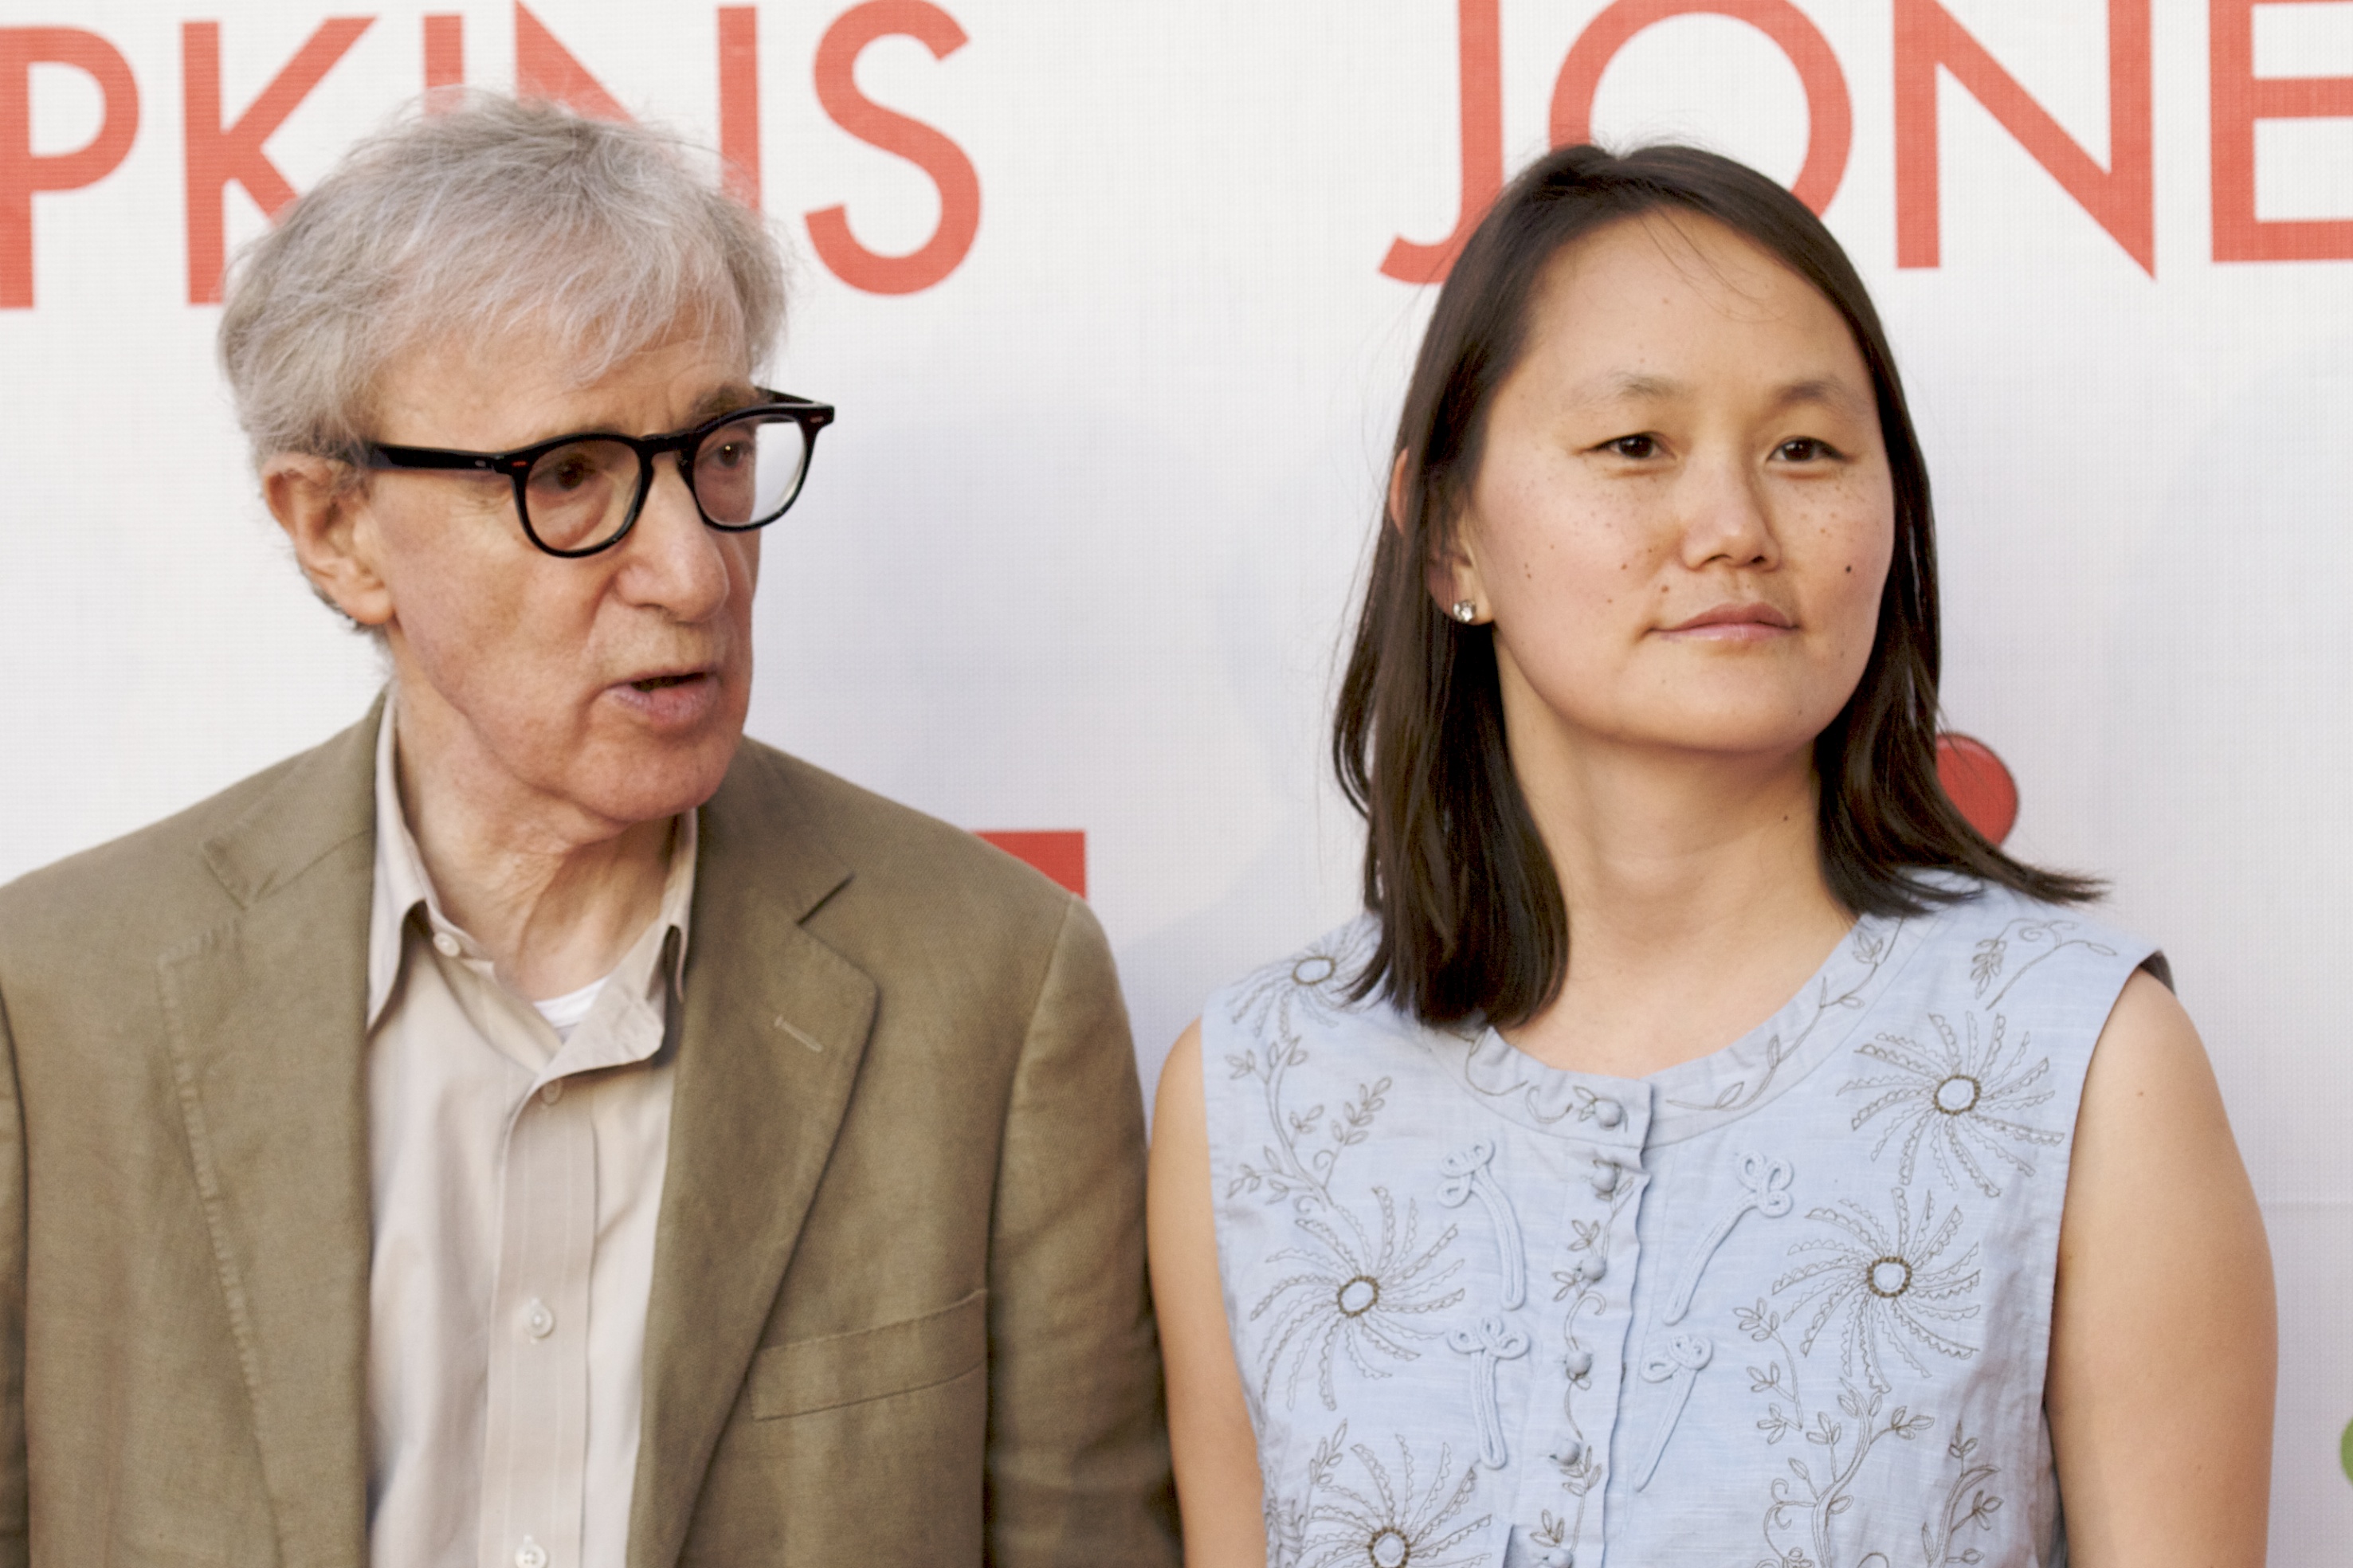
[524,1299,555,1339]
[515,1539,548,1568]
[432,932,461,958]
[1593,1098,1624,1129]
[539,1080,564,1106]
[1575,1252,1607,1284]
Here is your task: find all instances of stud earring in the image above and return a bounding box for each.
[1451,600,1479,624]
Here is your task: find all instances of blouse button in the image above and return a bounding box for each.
[1590,1159,1622,1195]
[1551,1440,1585,1468]
[1563,1348,1594,1379]
[432,932,461,959]
[524,1299,555,1339]
[1593,1098,1624,1129]
[1575,1252,1607,1284]
[1542,1549,1575,1567]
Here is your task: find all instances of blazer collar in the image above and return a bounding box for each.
[163,708,877,1568]
[629,742,878,1568]
[160,694,384,1568]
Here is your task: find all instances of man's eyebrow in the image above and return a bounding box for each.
[688,382,763,421]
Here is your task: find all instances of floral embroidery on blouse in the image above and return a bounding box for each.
[1735,1299,2007,1568]
[1968,917,2116,1009]
[1772,1189,1982,1392]
[1250,1186,1465,1409]
[1844,1013,2061,1198]
[1272,1424,1493,1568]
[1224,931,1390,1211]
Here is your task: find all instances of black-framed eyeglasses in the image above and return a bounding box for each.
[363,388,833,558]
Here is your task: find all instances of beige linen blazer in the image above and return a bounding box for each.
[0,705,1178,1566]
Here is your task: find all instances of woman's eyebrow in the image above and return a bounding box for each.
[1566,372,1870,417]
[1559,370,1688,414]
[1765,376,1870,416]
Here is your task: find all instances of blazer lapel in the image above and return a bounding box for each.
[156,707,380,1568]
[629,747,877,1568]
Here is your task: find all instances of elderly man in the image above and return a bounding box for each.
[0,96,1175,1566]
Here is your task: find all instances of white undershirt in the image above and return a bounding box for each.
[531,978,610,1043]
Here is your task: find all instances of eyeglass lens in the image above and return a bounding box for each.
[520,414,813,551]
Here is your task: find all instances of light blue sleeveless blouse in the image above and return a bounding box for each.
[1202,881,2155,1568]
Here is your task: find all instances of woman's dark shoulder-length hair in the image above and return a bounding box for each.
[1335,140,2096,1030]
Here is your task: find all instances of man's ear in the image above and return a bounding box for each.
[262,455,394,627]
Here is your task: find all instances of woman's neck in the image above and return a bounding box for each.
[1500,727,1854,1080]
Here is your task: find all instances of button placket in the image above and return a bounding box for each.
[1507,1084,1653,1568]
[477,1072,594,1568]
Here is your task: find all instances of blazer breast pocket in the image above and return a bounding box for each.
[750,1288,988,1420]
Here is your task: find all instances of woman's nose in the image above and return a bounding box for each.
[1677,456,1778,570]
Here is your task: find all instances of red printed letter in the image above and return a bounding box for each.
[1552,0,1850,214]
[718,6,759,208]
[1381,0,1500,284]
[182,17,373,306]
[0,27,139,309]
[806,1,980,296]
[424,14,464,94]
[2210,0,2353,261]
[515,2,628,121]
[1893,0,2152,273]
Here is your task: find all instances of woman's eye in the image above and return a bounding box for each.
[1774,437,1840,463]
[1602,434,1660,459]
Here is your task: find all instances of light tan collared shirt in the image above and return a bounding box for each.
[364,698,694,1568]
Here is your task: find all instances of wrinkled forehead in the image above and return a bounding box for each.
[393,233,751,382]
[367,319,755,456]
[359,233,755,438]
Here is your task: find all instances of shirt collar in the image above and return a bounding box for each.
[365,692,698,1029]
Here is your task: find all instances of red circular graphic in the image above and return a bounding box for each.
[1935,733,2018,845]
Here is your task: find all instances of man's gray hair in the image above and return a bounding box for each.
[220,92,787,468]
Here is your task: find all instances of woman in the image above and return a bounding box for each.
[1149,144,2272,1568]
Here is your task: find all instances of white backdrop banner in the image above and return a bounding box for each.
[1,0,2347,1550]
